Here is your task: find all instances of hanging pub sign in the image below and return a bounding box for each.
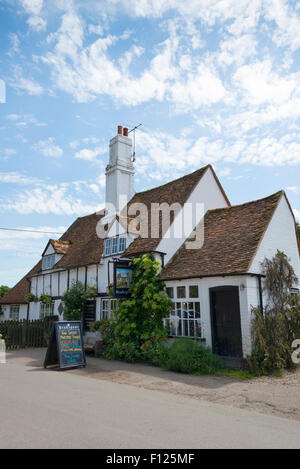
[44,321,86,370]
[113,260,132,298]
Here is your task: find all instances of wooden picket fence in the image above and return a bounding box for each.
[0,316,58,350]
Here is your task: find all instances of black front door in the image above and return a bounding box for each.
[83,300,96,332]
[210,286,243,358]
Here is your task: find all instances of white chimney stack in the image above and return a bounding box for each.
[105,125,135,217]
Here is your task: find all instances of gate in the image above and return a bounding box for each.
[83,300,96,332]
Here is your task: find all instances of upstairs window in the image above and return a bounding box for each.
[42,254,55,271]
[104,237,127,257]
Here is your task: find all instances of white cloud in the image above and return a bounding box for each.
[20,0,46,31]
[0,172,40,185]
[219,168,232,177]
[170,64,227,110]
[20,0,43,15]
[286,186,299,194]
[74,145,106,161]
[32,138,63,158]
[27,15,47,31]
[7,33,21,57]
[0,185,102,216]
[5,113,46,127]
[132,128,300,184]
[40,9,227,109]
[233,59,298,105]
[264,0,300,51]
[10,66,44,95]
[217,34,257,67]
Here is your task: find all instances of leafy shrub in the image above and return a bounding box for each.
[247,251,300,375]
[111,255,172,343]
[140,332,168,366]
[161,338,223,375]
[99,255,171,363]
[62,281,97,321]
[90,321,102,332]
[104,341,141,363]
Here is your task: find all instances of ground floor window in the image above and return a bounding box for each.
[9,305,20,320]
[165,301,202,338]
[100,298,118,320]
[40,302,54,319]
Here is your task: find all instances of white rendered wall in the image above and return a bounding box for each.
[87,265,97,288]
[164,275,254,357]
[157,167,229,265]
[44,243,55,255]
[59,271,68,296]
[249,195,300,285]
[0,304,28,321]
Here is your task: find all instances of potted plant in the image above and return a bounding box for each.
[39,294,52,304]
[24,293,38,303]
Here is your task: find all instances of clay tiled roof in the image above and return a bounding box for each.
[123,165,228,256]
[54,212,105,270]
[0,262,40,304]
[0,213,105,304]
[160,191,284,280]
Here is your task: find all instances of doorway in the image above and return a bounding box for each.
[210,286,243,360]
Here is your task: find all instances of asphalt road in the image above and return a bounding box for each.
[0,362,299,449]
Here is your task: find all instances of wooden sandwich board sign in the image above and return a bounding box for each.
[44,321,86,369]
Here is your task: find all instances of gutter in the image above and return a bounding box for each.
[161,271,265,312]
[160,272,265,281]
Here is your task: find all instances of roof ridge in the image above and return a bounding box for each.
[133,165,210,197]
[207,190,283,215]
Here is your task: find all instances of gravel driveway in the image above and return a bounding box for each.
[6,348,300,421]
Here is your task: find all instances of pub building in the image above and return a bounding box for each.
[1,125,299,366]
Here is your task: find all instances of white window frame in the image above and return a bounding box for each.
[100,298,118,320]
[165,285,202,339]
[9,305,20,320]
[103,236,127,257]
[40,302,54,319]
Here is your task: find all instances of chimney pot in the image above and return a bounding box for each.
[117,125,123,136]
[123,127,128,137]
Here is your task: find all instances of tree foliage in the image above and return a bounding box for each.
[0,285,10,299]
[114,255,172,342]
[296,222,300,243]
[248,250,300,374]
[100,255,172,363]
[62,281,97,321]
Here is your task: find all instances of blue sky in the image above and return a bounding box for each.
[0,0,300,287]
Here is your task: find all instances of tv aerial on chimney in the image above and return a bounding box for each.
[128,123,142,162]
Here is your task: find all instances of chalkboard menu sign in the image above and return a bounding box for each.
[44,321,86,369]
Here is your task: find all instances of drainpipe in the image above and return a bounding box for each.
[257,275,263,314]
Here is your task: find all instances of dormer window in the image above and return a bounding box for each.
[42,254,55,270]
[104,236,127,257]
